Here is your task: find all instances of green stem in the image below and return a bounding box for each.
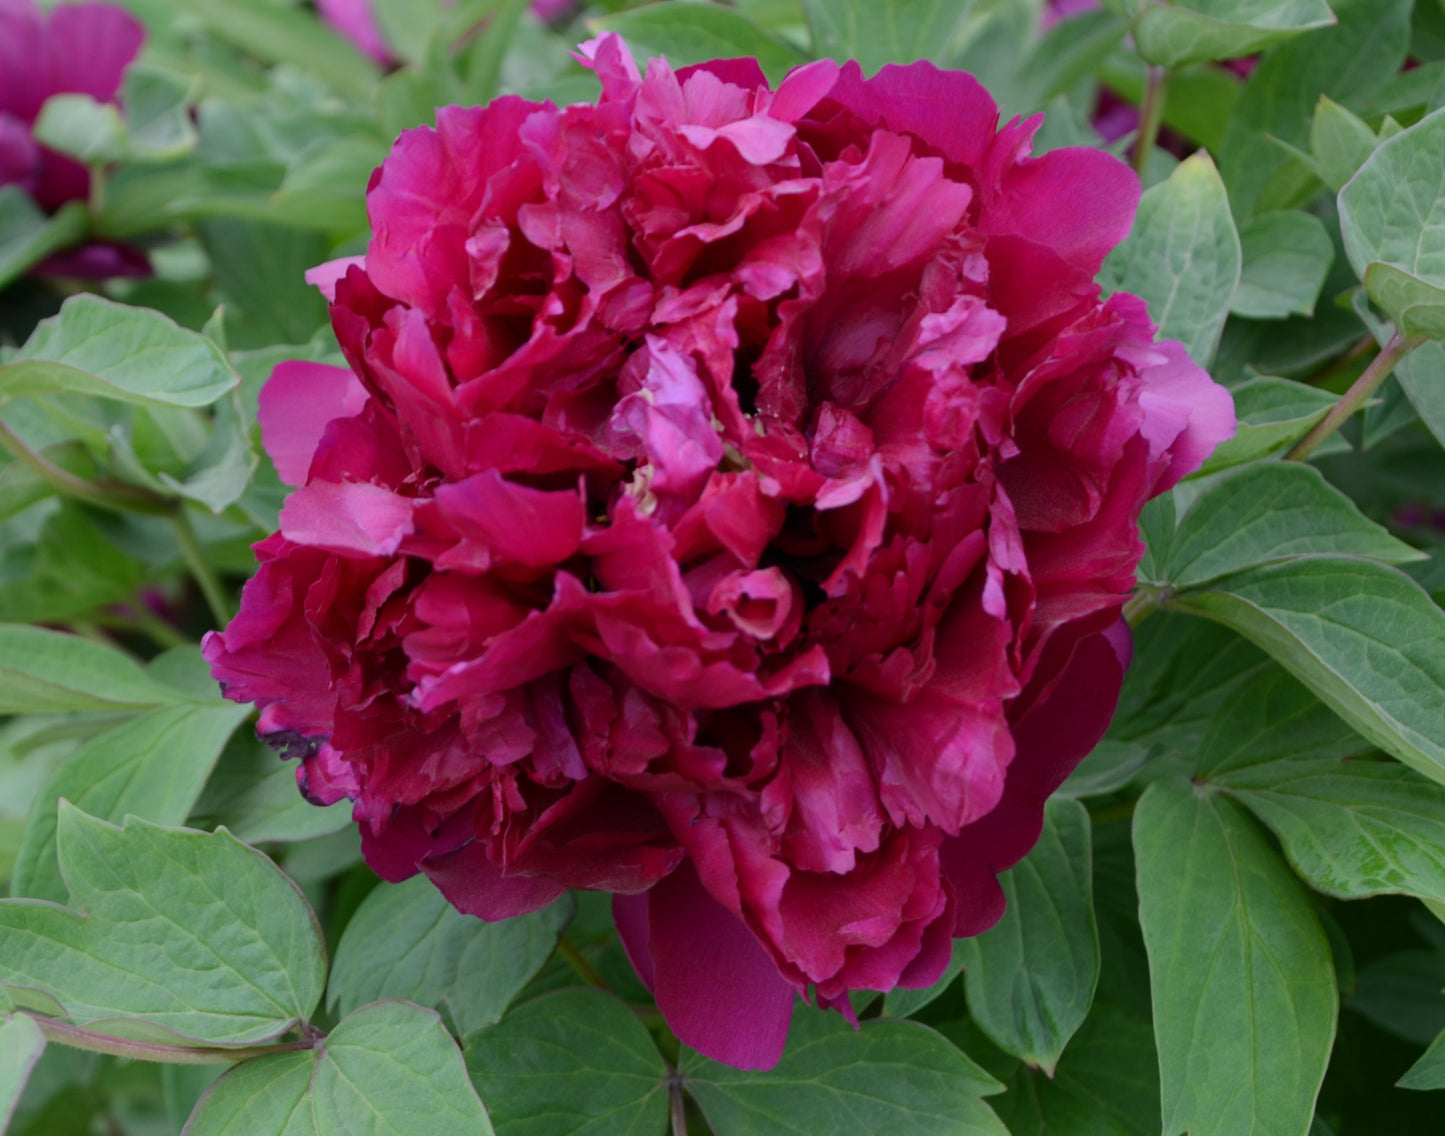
[669,1078,689,1136]
[29,1014,315,1066]
[1132,65,1168,179]
[1285,330,1427,462]
[171,510,232,628]
[1122,585,1164,628]
[556,934,608,989]
[0,415,172,515]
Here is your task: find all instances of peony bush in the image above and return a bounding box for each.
[2,2,1445,1134]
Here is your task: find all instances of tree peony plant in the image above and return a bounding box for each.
[204,34,1233,1069]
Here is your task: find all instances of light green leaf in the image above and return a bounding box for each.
[182,1053,317,1136]
[12,701,251,902]
[0,189,88,291]
[1399,1028,1445,1091]
[0,806,325,1046]
[1232,210,1334,319]
[957,798,1099,1075]
[1130,0,1335,68]
[1339,105,1445,335]
[800,0,974,72]
[329,878,572,1037]
[186,1001,493,1135]
[1163,463,1423,589]
[1098,151,1241,368]
[1395,339,1445,451]
[1311,96,1379,193]
[1221,757,1445,905]
[1135,779,1336,1136]
[1219,0,1410,219]
[31,95,127,164]
[595,2,808,84]
[5,295,239,409]
[1195,378,1339,475]
[188,740,351,846]
[464,988,669,1136]
[1170,557,1445,788]
[121,66,199,162]
[0,624,194,715]
[0,1010,46,1133]
[681,1008,1007,1136]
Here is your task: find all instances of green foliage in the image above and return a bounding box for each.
[1129,0,1335,69]
[1339,106,1445,335]
[1136,780,1337,1136]
[956,798,1099,1074]
[464,988,671,1136]
[329,880,573,1036]
[185,1002,492,1136]
[680,1009,1008,1136]
[0,807,326,1045]
[1099,151,1241,367]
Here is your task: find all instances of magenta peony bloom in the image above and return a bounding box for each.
[205,35,1233,1068]
[0,0,143,212]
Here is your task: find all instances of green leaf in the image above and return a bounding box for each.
[464,988,669,1136]
[1130,0,1335,69]
[0,806,325,1045]
[1134,779,1337,1136]
[1232,210,1334,319]
[1339,106,1445,335]
[1098,151,1241,368]
[0,1010,45,1133]
[188,739,351,846]
[1395,339,1445,451]
[800,0,976,75]
[680,1008,1007,1136]
[186,1001,493,1135]
[1192,665,1362,779]
[992,1005,1160,1136]
[0,189,88,291]
[956,798,1099,1075]
[595,2,808,84]
[11,701,251,902]
[30,95,127,165]
[1162,462,1423,589]
[5,295,239,409]
[177,0,381,102]
[1170,557,1445,789]
[1195,378,1339,475]
[1219,0,1410,219]
[1399,1028,1445,1090]
[1221,757,1445,905]
[1311,96,1379,193]
[0,624,194,715]
[329,877,572,1037]
[121,67,199,162]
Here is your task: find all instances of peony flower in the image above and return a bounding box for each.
[205,35,1233,1068]
[0,0,147,278]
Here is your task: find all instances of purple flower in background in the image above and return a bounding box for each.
[0,0,143,212]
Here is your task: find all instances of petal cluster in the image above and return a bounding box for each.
[205,36,1233,1069]
[0,0,146,278]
